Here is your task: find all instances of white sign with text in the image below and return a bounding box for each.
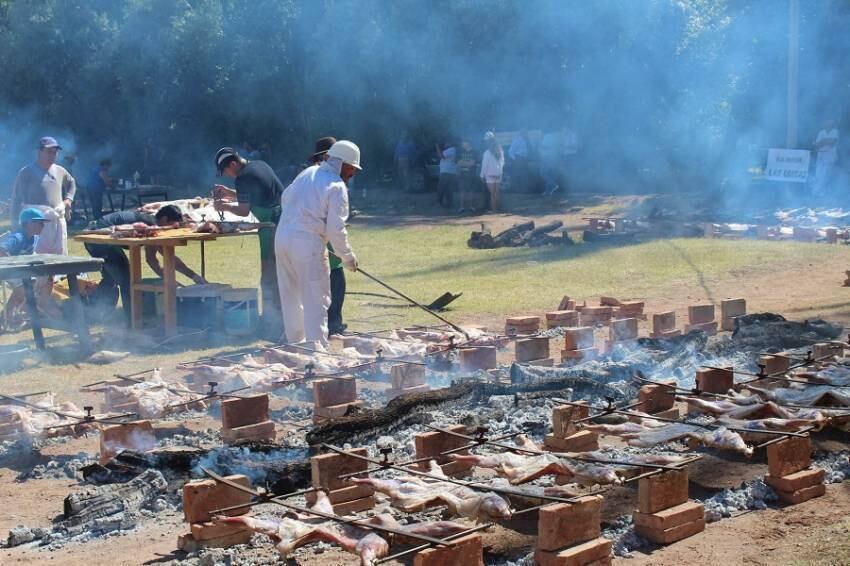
[765,148,811,183]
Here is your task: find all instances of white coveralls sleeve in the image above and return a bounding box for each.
[325,184,355,263]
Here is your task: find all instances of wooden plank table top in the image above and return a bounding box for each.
[0,254,103,351]
[72,228,262,336]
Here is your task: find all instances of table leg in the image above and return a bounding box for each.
[129,246,143,330]
[162,245,177,336]
[200,240,206,281]
[66,274,92,353]
[22,278,45,350]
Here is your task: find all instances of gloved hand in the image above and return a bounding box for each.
[343,255,358,272]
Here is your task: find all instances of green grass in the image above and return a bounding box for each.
[65,225,850,331]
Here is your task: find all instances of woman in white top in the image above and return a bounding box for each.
[480,131,505,211]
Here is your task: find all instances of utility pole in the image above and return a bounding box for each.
[787,0,799,148]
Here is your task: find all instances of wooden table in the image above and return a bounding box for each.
[0,254,103,351]
[74,228,258,336]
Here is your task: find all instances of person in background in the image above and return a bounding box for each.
[813,119,839,196]
[85,159,113,220]
[306,136,348,336]
[84,205,204,325]
[480,131,505,211]
[275,140,359,346]
[436,137,458,208]
[456,139,479,213]
[540,129,561,195]
[508,128,531,192]
[0,208,47,329]
[213,147,285,339]
[10,136,76,255]
[394,133,416,192]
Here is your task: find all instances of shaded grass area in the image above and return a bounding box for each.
[786,517,850,565]
[61,224,850,331]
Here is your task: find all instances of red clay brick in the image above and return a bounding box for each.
[774,482,825,505]
[99,420,157,464]
[552,403,589,437]
[544,430,599,452]
[564,327,595,350]
[635,516,705,544]
[385,384,430,400]
[221,394,269,430]
[330,494,375,515]
[534,537,611,566]
[688,304,715,324]
[765,468,824,493]
[306,484,374,505]
[767,436,812,477]
[221,420,275,443]
[313,400,363,420]
[638,384,675,413]
[538,496,603,550]
[516,337,551,362]
[390,364,426,388]
[313,378,357,408]
[414,534,483,566]
[638,469,689,513]
[758,354,790,376]
[190,521,252,541]
[183,475,251,523]
[652,312,676,334]
[632,500,704,531]
[459,346,498,372]
[720,298,746,319]
[609,318,638,342]
[415,425,470,468]
[813,343,844,360]
[650,329,682,339]
[561,347,598,363]
[684,321,718,335]
[312,448,369,491]
[546,310,580,328]
[695,367,734,394]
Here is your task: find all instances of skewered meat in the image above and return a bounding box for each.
[585,421,753,456]
[361,514,474,544]
[716,416,825,432]
[351,463,512,522]
[341,335,427,358]
[0,396,93,439]
[679,397,798,420]
[449,451,623,486]
[87,350,130,364]
[746,383,850,407]
[262,348,367,374]
[101,370,207,418]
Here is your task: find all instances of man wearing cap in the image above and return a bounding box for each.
[0,208,47,328]
[10,136,77,255]
[213,147,285,338]
[275,140,360,345]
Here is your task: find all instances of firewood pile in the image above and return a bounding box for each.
[468,220,573,249]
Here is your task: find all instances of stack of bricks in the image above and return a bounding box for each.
[414,425,472,477]
[606,317,638,351]
[720,298,746,331]
[178,474,254,552]
[764,436,825,504]
[505,316,540,337]
[651,311,681,339]
[694,366,734,395]
[546,310,580,329]
[386,364,429,400]
[221,394,276,443]
[544,401,599,452]
[313,377,362,424]
[515,336,553,366]
[793,226,818,243]
[578,305,614,327]
[534,495,612,566]
[758,354,791,378]
[557,296,577,311]
[308,448,375,515]
[813,342,844,361]
[413,534,484,566]
[458,346,497,372]
[684,304,717,335]
[615,301,645,320]
[99,420,157,464]
[633,469,705,544]
[561,327,598,363]
[636,382,680,420]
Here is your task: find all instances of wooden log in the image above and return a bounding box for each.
[62,469,167,531]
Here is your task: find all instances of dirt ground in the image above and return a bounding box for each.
[3,190,850,564]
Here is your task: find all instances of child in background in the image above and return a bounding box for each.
[0,208,47,329]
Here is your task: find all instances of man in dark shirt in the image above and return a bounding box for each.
[213,147,284,339]
[84,205,205,324]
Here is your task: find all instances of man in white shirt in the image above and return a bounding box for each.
[813,119,839,195]
[274,140,359,346]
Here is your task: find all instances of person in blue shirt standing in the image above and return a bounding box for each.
[0,208,47,329]
[85,159,113,220]
[394,133,416,192]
